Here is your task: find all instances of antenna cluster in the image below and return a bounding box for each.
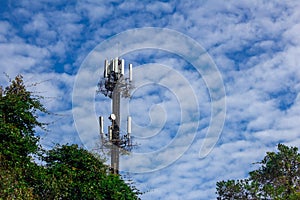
[98,57,133,174]
[98,58,132,98]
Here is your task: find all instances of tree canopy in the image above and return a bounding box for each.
[0,75,140,199]
[0,75,47,164]
[39,144,140,199]
[216,144,300,200]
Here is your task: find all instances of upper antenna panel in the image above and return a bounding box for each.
[98,57,133,98]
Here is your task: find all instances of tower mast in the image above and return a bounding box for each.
[98,57,133,174]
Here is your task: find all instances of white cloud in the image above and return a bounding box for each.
[145,1,174,14]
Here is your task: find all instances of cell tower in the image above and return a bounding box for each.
[98,57,133,174]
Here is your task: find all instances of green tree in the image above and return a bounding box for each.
[216,144,300,200]
[0,75,141,199]
[0,75,47,199]
[0,75,47,164]
[37,144,140,200]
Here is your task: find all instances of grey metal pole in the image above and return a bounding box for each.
[111,85,121,174]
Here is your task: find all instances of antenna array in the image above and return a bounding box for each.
[98,57,133,174]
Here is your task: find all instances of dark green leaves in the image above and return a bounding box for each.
[36,144,140,199]
[216,144,300,199]
[0,75,47,163]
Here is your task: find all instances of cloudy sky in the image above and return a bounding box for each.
[1,0,300,199]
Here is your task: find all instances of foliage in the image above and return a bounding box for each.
[0,154,37,199]
[216,144,300,200]
[0,75,47,164]
[38,144,141,200]
[0,75,141,199]
[0,75,47,199]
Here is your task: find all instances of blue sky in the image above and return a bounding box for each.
[1,1,300,199]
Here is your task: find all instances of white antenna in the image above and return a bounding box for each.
[121,59,125,75]
[99,116,104,134]
[114,58,118,73]
[104,60,108,78]
[129,64,132,82]
[109,126,112,140]
[127,116,131,138]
